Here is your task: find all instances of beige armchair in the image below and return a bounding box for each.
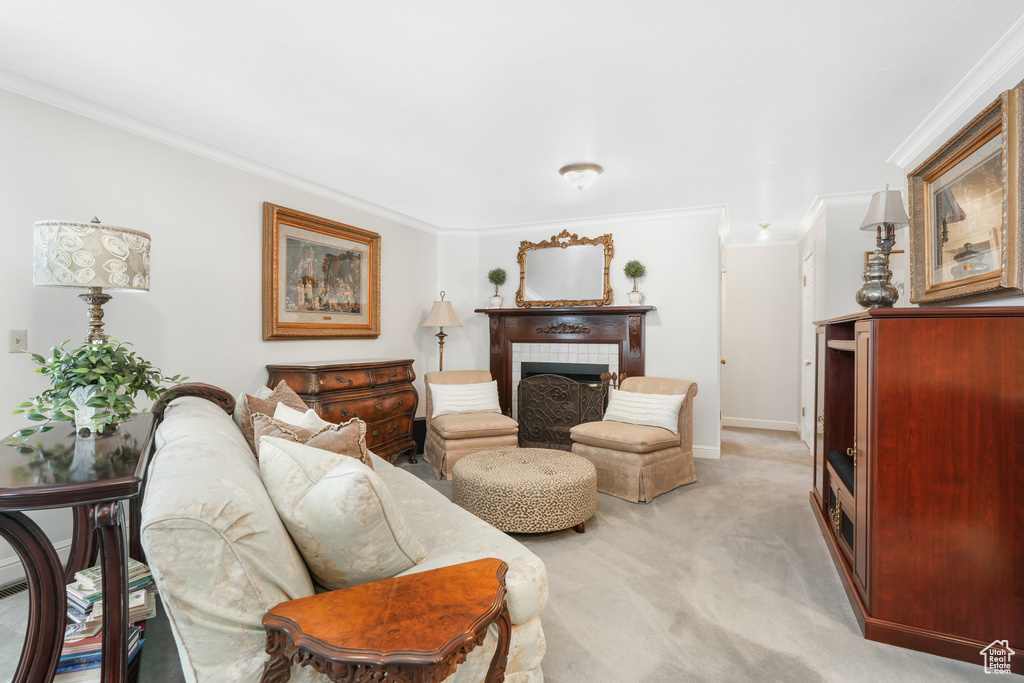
[424,371,519,480]
[569,377,698,503]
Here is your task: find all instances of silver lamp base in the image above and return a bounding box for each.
[856,250,899,308]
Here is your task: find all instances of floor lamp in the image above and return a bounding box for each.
[422,291,462,371]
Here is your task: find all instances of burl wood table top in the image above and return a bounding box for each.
[264,557,508,662]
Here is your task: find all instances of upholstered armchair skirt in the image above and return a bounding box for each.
[424,370,519,480]
[570,377,698,503]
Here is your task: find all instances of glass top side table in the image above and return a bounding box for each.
[0,414,157,683]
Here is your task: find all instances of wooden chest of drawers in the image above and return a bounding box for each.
[266,359,418,463]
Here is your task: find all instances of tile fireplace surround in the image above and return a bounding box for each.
[511,343,618,419]
[475,306,654,415]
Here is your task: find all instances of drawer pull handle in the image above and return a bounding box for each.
[334,375,354,386]
[396,398,403,407]
[372,429,380,437]
[387,424,399,436]
[375,403,384,411]
[339,409,351,417]
[388,370,399,380]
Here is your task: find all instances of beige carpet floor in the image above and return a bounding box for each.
[0,428,1011,681]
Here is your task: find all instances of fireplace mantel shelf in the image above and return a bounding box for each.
[475,306,654,415]
[474,305,655,316]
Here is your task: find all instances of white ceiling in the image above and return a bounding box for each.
[1,1,1022,240]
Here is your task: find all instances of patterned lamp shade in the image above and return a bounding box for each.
[34,220,151,291]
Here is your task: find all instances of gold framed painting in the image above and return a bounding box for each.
[908,79,1024,304]
[262,203,381,339]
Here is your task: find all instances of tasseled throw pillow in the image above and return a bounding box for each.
[251,413,372,469]
[238,380,308,453]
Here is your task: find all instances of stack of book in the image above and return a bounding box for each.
[55,625,142,682]
[56,559,157,681]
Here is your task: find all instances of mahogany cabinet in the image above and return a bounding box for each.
[811,308,1023,672]
[266,359,418,463]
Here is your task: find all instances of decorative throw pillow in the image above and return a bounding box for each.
[258,437,426,590]
[238,380,309,453]
[273,402,332,431]
[251,413,372,469]
[232,385,272,432]
[430,380,501,418]
[602,387,686,434]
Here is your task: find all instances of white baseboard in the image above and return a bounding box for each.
[0,539,72,586]
[721,417,799,432]
[693,445,721,460]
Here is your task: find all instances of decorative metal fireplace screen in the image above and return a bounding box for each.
[517,374,605,451]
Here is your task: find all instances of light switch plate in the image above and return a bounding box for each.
[9,329,27,353]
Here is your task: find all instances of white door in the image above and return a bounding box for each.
[800,246,815,447]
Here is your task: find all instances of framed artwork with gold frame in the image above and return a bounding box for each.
[262,202,381,339]
[908,80,1024,304]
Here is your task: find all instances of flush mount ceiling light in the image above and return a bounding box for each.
[559,163,603,190]
[757,223,771,241]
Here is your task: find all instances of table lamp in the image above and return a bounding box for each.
[855,186,909,308]
[422,291,461,371]
[34,218,151,342]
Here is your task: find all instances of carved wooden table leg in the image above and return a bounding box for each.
[484,603,512,683]
[261,630,294,683]
[0,511,65,683]
[93,501,130,683]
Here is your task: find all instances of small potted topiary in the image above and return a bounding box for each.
[487,267,507,307]
[11,338,187,442]
[623,260,646,304]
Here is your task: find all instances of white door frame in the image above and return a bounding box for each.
[800,245,816,447]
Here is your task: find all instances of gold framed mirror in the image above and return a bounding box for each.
[515,230,614,307]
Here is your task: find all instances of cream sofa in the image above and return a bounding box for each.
[141,388,547,682]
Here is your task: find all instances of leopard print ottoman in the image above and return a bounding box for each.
[451,448,597,533]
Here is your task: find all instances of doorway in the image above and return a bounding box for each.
[800,245,816,448]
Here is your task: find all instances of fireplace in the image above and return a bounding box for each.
[517,368,606,451]
[477,305,654,416]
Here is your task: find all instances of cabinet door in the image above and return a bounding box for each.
[853,321,872,600]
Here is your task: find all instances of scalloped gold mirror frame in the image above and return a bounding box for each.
[516,229,614,307]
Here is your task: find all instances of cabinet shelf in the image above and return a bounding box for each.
[826,339,856,352]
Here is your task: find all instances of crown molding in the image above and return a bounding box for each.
[0,66,443,235]
[442,204,729,237]
[796,191,876,242]
[888,15,1024,169]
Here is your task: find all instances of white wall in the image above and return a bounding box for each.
[823,202,900,319]
[465,213,723,458]
[721,244,800,431]
[0,88,438,583]
[430,232,485,373]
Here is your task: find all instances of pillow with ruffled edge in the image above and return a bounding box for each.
[602,387,686,434]
[251,413,372,469]
[232,385,272,431]
[430,380,501,418]
[258,437,425,590]
[238,381,309,453]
